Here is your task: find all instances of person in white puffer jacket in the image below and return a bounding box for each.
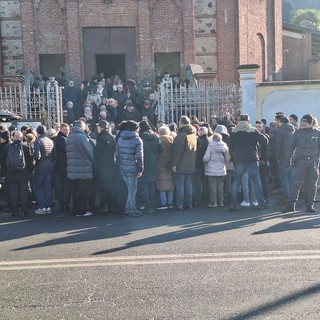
[203,132,230,208]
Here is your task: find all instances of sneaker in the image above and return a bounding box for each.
[35,208,46,215]
[252,200,259,207]
[156,205,168,210]
[139,206,145,210]
[240,201,250,207]
[83,211,93,216]
[168,205,174,209]
[219,202,224,207]
[46,207,51,214]
[208,202,218,208]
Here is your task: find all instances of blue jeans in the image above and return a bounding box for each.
[231,162,265,207]
[121,172,138,214]
[278,161,291,198]
[33,166,53,208]
[160,191,174,206]
[241,171,256,202]
[174,173,193,208]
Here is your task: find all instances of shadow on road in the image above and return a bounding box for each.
[226,282,320,320]
[1,200,319,254]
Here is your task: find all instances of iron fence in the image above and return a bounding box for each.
[157,76,242,124]
[0,78,63,128]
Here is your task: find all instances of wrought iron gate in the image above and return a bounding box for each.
[0,77,63,128]
[157,75,242,124]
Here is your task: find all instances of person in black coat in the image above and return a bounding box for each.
[93,120,119,213]
[1,131,33,216]
[138,121,162,214]
[53,123,70,211]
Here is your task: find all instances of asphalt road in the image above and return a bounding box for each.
[1,198,320,320]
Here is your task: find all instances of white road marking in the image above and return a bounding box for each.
[1,250,320,270]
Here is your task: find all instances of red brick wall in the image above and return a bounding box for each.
[283,33,307,80]
[216,0,238,83]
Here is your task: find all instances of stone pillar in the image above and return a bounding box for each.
[66,0,82,83]
[137,0,152,70]
[238,64,259,121]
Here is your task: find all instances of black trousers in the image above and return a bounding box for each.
[55,173,71,210]
[290,159,319,206]
[9,181,28,214]
[70,179,92,215]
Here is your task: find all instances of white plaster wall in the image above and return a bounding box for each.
[260,88,320,124]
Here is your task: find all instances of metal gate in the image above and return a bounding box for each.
[157,75,242,124]
[0,77,63,128]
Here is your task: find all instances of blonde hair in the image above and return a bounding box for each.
[212,132,222,142]
[158,125,170,136]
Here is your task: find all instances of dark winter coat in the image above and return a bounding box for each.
[141,107,156,125]
[139,130,162,182]
[196,135,210,169]
[53,131,68,175]
[288,127,320,163]
[1,140,33,182]
[66,127,93,180]
[171,124,197,174]
[121,108,141,122]
[229,121,268,163]
[116,130,143,174]
[112,90,128,107]
[275,123,294,162]
[93,130,116,191]
[156,135,174,191]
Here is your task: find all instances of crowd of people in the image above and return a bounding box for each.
[0,74,319,217]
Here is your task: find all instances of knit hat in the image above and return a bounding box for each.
[36,125,46,135]
[0,131,9,140]
[301,114,313,125]
[139,120,151,133]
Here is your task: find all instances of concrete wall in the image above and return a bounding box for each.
[256,81,320,123]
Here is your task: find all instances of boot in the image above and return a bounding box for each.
[282,204,296,213]
[307,205,316,213]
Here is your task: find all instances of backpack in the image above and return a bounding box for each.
[6,143,26,172]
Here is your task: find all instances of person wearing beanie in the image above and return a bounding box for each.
[283,113,320,213]
[115,120,143,216]
[171,115,197,210]
[138,120,162,214]
[141,100,156,126]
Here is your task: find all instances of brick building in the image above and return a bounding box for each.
[283,23,320,81]
[0,0,283,84]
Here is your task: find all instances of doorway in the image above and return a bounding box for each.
[96,54,126,79]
